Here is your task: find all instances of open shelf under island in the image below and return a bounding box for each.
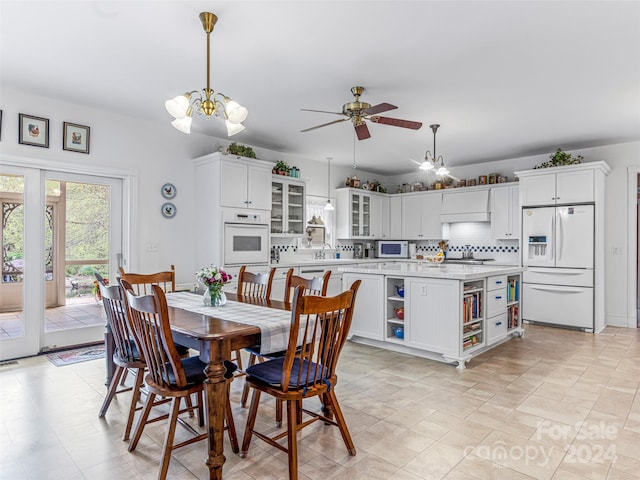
[341,262,524,369]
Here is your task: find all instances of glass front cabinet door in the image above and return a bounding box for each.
[271,177,306,237]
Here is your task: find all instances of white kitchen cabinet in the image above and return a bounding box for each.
[343,272,384,341]
[372,194,386,239]
[219,156,272,210]
[405,278,458,356]
[270,266,297,301]
[401,192,443,240]
[271,177,305,237]
[517,164,603,206]
[388,196,402,239]
[486,273,520,345]
[490,185,520,239]
[336,188,387,240]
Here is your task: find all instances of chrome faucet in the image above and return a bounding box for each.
[315,243,333,260]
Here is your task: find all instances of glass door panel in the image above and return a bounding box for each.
[362,195,371,237]
[1,175,25,341]
[287,183,304,235]
[271,181,284,234]
[42,176,115,348]
[351,193,360,237]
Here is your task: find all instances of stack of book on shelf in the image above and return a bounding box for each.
[463,292,482,323]
[508,305,519,329]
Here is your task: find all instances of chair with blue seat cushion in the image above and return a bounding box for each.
[240,281,361,480]
[123,282,238,480]
[240,268,331,427]
[96,273,147,442]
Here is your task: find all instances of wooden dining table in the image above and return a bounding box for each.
[166,292,291,480]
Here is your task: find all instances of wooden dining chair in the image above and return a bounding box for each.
[95,273,146,441]
[240,268,331,427]
[118,265,176,295]
[123,282,239,480]
[240,281,361,480]
[236,265,276,299]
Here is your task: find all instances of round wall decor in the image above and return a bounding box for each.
[161,183,177,199]
[161,202,177,218]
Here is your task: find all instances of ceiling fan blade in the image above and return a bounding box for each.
[301,118,348,133]
[370,116,423,130]
[355,122,371,140]
[364,103,397,115]
[301,109,344,116]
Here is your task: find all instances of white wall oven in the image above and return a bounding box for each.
[223,211,270,266]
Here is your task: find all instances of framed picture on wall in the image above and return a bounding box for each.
[63,122,90,154]
[19,113,49,148]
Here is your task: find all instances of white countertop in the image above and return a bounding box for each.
[339,262,524,280]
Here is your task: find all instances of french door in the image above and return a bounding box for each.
[0,165,124,360]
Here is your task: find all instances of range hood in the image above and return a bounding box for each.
[440,189,490,223]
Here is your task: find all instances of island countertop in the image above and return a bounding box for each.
[339,262,524,280]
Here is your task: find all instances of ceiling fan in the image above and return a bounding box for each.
[301,86,423,140]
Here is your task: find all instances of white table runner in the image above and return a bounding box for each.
[165,292,294,355]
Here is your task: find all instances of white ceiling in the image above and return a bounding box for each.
[2,1,639,175]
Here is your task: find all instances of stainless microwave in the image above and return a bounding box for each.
[376,240,409,258]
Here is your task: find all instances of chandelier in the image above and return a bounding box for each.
[165,12,248,136]
[420,124,449,176]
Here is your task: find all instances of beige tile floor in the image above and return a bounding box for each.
[1,324,639,480]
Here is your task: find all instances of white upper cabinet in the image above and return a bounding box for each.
[388,195,402,239]
[516,163,611,207]
[336,188,386,239]
[271,177,306,237]
[490,185,520,239]
[401,192,443,240]
[220,156,272,210]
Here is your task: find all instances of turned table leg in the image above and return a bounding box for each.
[202,340,229,480]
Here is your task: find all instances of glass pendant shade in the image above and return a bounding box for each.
[171,115,192,134]
[225,100,248,124]
[165,95,190,119]
[420,160,434,171]
[324,200,335,211]
[225,120,245,136]
[436,165,450,176]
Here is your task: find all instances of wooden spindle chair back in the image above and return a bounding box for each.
[118,265,176,296]
[236,266,276,299]
[283,268,331,303]
[123,283,187,390]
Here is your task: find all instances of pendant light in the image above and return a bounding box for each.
[164,12,248,135]
[420,124,449,176]
[324,157,335,211]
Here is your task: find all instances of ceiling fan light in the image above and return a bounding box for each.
[324,199,335,211]
[420,160,434,171]
[171,115,192,134]
[225,120,245,136]
[165,94,190,119]
[225,100,248,124]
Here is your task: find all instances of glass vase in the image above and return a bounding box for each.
[203,288,227,307]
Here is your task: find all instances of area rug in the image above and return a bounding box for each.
[46,345,105,367]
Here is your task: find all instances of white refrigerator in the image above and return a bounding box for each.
[521,205,594,331]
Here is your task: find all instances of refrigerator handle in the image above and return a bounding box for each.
[549,215,555,263]
[556,210,562,262]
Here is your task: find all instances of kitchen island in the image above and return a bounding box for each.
[341,263,524,369]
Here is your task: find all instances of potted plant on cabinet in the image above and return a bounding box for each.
[534,148,583,169]
[274,161,290,175]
